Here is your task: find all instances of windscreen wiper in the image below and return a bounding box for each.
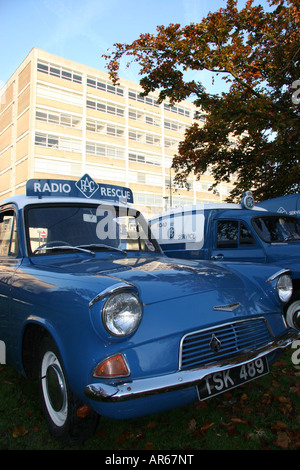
[34,244,95,256]
[77,244,127,255]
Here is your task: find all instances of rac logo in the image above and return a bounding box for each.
[75,174,99,198]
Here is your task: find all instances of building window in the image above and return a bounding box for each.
[129,130,161,146]
[36,109,81,128]
[129,170,163,186]
[87,77,124,96]
[86,119,124,138]
[164,103,190,118]
[85,165,126,183]
[128,91,159,107]
[129,109,161,126]
[86,99,124,117]
[35,132,81,153]
[86,142,124,159]
[194,112,207,122]
[36,84,82,106]
[164,138,179,149]
[164,120,186,132]
[145,134,160,146]
[129,152,161,166]
[37,62,82,84]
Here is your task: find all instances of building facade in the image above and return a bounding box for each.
[0,48,234,216]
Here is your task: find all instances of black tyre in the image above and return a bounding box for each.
[38,336,99,446]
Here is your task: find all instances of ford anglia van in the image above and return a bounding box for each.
[150,192,300,331]
[0,177,298,445]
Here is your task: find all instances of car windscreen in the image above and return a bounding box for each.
[252,215,300,243]
[25,203,160,255]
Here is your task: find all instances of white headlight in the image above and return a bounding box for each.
[277,274,293,303]
[102,291,142,336]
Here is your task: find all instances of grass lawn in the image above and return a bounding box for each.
[0,349,299,450]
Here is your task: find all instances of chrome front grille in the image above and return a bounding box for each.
[180,318,273,371]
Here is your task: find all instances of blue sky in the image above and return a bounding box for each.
[1,0,271,95]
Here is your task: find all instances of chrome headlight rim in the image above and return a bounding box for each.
[276,273,293,303]
[102,290,143,337]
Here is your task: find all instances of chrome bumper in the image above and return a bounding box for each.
[84,330,299,403]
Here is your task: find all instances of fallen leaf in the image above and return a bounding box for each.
[145,421,156,429]
[271,421,288,432]
[201,422,215,432]
[227,425,237,436]
[76,404,91,418]
[144,442,155,450]
[220,421,231,428]
[187,418,197,433]
[231,417,248,424]
[11,425,28,438]
[275,432,290,449]
[277,396,289,403]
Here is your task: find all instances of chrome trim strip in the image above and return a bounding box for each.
[84,329,299,402]
[266,269,291,283]
[89,281,136,308]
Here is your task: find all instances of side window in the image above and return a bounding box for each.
[217,221,255,249]
[217,221,238,248]
[240,222,255,245]
[0,210,19,257]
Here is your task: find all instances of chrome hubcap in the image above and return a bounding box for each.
[286,300,300,331]
[41,351,68,427]
[46,364,65,412]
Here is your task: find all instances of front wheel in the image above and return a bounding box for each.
[285,292,300,331]
[38,337,99,446]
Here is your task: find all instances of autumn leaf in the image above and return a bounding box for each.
[187,418,197,433]
[145,421,156,429]
[144,442,155,450]
[11,425,28,439]
[227,425,237,436]
[231,417,248,425]
[201,422,215,432]
[275,432,290,450]
[240,393,248,402]
[271,421,288,432]
[277,396,289,403]
[76,404,91,418]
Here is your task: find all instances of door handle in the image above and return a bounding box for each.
[211,254,224,260]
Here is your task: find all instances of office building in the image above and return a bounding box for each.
[0,48,234,216]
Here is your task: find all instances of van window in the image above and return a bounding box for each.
[217,221,255,249]
[0,210,19,257]
[252,215,300,243]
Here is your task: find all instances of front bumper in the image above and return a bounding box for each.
[84,329,299,403]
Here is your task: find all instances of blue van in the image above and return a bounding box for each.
[150,193,300,331]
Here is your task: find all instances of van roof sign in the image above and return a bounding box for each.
[26,174,134,203]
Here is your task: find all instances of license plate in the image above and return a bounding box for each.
[197,356,269,400]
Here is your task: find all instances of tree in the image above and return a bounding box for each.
[104,0,300,202]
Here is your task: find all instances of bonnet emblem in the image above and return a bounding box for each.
[213,302,240,312]
[209,334,222,353]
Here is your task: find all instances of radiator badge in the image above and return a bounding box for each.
[209,334,222,353]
